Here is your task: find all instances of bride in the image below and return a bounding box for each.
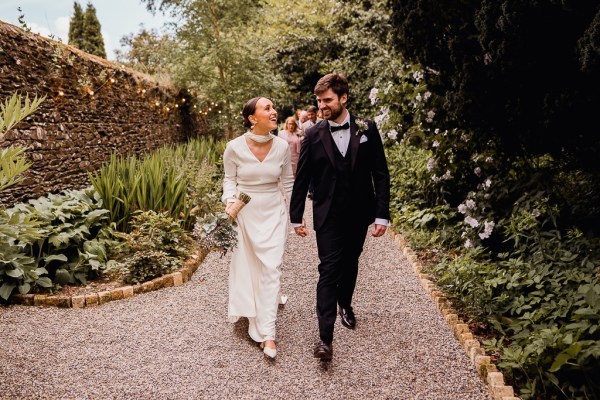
[222,96,294,358]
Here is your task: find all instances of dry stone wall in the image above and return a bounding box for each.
[0,21,206,206]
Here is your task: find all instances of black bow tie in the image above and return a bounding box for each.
[330,122,350,132]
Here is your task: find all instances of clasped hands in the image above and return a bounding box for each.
[293,220,309,237]
[293,220,387,237]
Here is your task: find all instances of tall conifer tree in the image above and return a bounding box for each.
[82,2,106,58]
[68,2,85,49]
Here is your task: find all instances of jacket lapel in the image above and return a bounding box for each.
[319,123,336,167]
[349,115,360,170]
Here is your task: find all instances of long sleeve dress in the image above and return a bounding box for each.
[277,129,302,176]
[221,134,294,343]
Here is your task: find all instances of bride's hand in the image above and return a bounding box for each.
[225,198,236,220]
[293,219,308,237]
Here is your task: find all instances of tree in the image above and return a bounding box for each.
[115,26,175,76]
[141,0,285,135]
[388,0,600,172]
[68,1,84,49]
[82,2,106,58]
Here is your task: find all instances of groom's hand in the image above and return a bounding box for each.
[371,224,387,237]
[293,219,308,237]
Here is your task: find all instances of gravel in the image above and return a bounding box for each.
[0,207,491,400]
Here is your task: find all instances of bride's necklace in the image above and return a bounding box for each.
[244,131,274,143]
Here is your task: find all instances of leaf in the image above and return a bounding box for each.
[0,282,16,300]
[54,268,74,285]
[18,282,31,294]
[549,342,582,372]
[43,254,68,264]
[5,268,23,278]
[36,277,53,288]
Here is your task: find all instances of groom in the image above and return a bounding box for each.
[290,73,390,361]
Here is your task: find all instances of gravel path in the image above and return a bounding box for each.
[0,207,491,400]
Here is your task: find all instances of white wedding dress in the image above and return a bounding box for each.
[221,134,294,343]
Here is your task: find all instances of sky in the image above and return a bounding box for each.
[0,0,172,60]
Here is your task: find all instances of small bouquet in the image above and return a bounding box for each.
[192,192,251,256]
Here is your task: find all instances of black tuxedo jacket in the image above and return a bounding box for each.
[289,114,390,231]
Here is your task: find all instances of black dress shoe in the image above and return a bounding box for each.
[313,341,333,361]
[339,307,356,329]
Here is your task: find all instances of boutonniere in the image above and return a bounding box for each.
[355,119,368,136]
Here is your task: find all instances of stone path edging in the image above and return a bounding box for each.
[7,249,208,308]
[388,229,521,400]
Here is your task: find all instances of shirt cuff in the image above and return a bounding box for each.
[374,218,390,227]
[291,223,303,228]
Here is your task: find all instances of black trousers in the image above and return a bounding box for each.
[315,212,368,344]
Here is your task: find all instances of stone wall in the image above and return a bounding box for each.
[0,21,206,206]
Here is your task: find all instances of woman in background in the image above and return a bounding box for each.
[277,116,302,177]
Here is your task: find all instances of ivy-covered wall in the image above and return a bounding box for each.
[0,21,206,205]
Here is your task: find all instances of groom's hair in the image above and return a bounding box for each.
[314,73,349,98]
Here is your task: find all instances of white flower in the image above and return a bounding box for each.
[387,129,398,140]
[416,93,422,102]
[424,91,432,100]
[474,167,481,176]
[464,239,473,248]
[484,53,492,65]
[383,83,393,94]
[434,128,440,134]
[369,88,379,105]
[464,216,480,228]
[432,140,440,148]
[485,156,493,163]
[427,110,435,120]
[355,119,369,136]
[374,112,389,127]
[458,204,467,214]
[466,199,476,209]
[427,158,436,172]
[461,133,469,142]
[532,209,541,217]
[485,179,492,188]
[479,220,495,240]
[413,70,424,82]
[442,170,452,180]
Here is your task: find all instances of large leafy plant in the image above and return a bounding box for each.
[0,93,47,299]
[5,188,118,292]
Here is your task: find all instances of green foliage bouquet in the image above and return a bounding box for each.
[192,193,251,256]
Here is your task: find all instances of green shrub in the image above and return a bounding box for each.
[123,210,192,258]
[121,250,179,284]
[115,210,192,284]
[386,143,461,250]
[0,188,119,299]
[435,196,600,399]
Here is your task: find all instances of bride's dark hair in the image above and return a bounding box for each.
[242,96,264,128]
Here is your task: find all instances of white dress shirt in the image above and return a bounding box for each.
[329,114,351,157]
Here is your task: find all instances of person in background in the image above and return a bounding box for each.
[222,96,294,359]
[303,105,318,130]
[298,110,309,131]
[278,116,303,177]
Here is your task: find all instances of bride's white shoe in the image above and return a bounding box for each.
[279,295,288,305]
[260,342,277,359]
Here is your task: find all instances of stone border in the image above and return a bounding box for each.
[388,230,520,400]
[7,249,207,309]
